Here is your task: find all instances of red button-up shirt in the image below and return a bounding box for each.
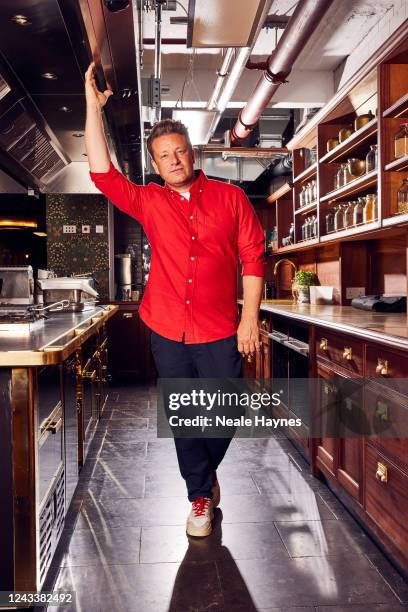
[90,163,266,343]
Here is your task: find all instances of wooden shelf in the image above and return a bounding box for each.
[277,238,319,253]
[293,162,317,184]
[320,170,377,202]
[294,201,318,215]
[383,212,408,227]
[319,119,377,164]
[265,182,292,204]
[384,154,408,172]
[320,220,380,243]
[383,92,408,118]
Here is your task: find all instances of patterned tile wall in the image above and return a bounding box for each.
[46,194,110,302]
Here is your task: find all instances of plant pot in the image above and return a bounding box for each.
[294,284,310,303]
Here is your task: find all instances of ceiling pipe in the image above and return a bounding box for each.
[230,0,334,145]
[154,0,163,121]
[206,48,235,111]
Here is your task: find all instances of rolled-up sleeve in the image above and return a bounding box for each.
[89,162,145,223]
[236,189,266,277]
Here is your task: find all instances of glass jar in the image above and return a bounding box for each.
[301,220,306,241]
[325,209,335,234]
[365,144,378,172]
[394,123,408,159]
[363,194,375,224]
[306,183,312,205]
[299,186,306,208]
[353,198,364,226]
[334,205,344,231]
[397,179,408,214]
[343,202,353,229]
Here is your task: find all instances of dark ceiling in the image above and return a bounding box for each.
[0,0,143,190]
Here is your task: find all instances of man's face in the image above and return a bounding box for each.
[151,133,195,189]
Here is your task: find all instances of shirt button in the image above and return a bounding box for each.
[190,215,193,220]
[188,279,192,283]
[186,300,190,304]
[191,236,195,240]
[191,256,195,261]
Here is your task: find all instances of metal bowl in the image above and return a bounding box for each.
[347,158,366,178]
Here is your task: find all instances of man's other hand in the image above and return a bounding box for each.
[237,317,260,357]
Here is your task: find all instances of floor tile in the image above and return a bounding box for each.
[218,554,399,608]
[140,514,288,564]
[275,518,380,558]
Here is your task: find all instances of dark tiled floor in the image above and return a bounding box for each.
[46,383,408,612]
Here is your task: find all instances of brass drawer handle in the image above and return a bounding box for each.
[343,347,352,360]
[82,369,97,380]
[375,462,388,483]
[376,359,389,376]
[246,354,252,363]
[123,312,133,319]
[320,338,328,351]
[375,400,388,421]
[261,319,268,329]
[46,416,63,434]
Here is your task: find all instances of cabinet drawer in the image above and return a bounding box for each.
[366,345,408,385]
[365,444,408,555]
[316,329,363,375]
[364,385,408,470]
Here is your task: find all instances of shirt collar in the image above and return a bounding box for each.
[165,169,207,195]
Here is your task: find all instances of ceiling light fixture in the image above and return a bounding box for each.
[42,72,58,80]
[11,15,32,26]
[72,133,84,138]
[33,232,47,237]
[187,0,272,48]
[172,109,217,145]
[59,106,72,113]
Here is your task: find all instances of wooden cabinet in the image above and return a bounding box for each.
[365,443,408,558]
[107,304,156,382]
[316,328,363,375]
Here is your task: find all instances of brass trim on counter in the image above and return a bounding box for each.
[0,305,118,367]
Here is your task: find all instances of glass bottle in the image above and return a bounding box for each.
[365,144,378,172]
[301,220,306,241]
[311,179,317,202]
[343,202,353,229]
[312,215,318,238]
[397,178,408,214]
[303,217,310,240]
[325,209,335,234]
[335,165,344,190]
[342,163,352,185]
[372,193,378,220]
[353,198,364,226]
[394,123,408,159]
[289,222,295,244]
[306,183,312,205]
[363,194,374,224]
[334,205,344,231]
[299,186,306,208]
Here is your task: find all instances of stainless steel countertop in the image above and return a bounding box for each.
[238,300,408,351]
[0,305,117,366]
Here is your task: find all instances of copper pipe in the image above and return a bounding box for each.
[231,0,334,145]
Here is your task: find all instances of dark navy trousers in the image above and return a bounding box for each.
[150,330,242,501]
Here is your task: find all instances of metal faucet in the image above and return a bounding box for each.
[273,259,297,302]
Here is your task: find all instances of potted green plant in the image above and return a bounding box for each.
[293,270,318,303]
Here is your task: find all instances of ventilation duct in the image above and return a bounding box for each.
[0,102,67,185]
[0,73,11,102]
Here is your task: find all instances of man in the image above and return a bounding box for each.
[84,62,265,537]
